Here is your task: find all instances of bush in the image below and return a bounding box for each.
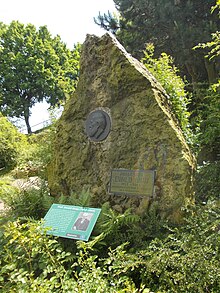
[192,3,220,203]
[139,202,220,292]
[0,220,143,292]
[0,113,27,174]
[0,220,76,292]
[12,126,56,179]
[197,86,220,160]
[1,203,219,292]
[0,177,53,220]
[0,116,56,178]
[195,161,220,203]
[194,86,220,203]
[93,202,168,253]
[141,44,192,142]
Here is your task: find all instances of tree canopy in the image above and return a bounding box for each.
[95,0,219,86]
[0,21,80,133]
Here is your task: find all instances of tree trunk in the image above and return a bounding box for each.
[204,59,218,85]
[185,62,200,91]
[24,102,32,134]
[24,114,32,134]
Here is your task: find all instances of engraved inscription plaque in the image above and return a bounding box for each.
[109,169,155,197]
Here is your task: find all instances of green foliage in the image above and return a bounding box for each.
[0,220,75,292]
[0,113,27,174]
[56,189,93,207]
[76,240,142,292]
[0,124,57,223]
[194,5,219,139]
[198,87,220,157]
[192,3,220,203]
[97,204,139,236]
[194,2,220,62]
[97,0,219,85]
[195,161,220,203]
[0,219,143,292]
[0,178,53,220]
[94,203,143,250]
[139,202,220,292]
[0,21,80,133]
[189,84,220,161]
[0,203,219,292]
[0,175,166,254]
[9,126,56,179]
[141,45,192,141]
[195,31,220,62]
[0,174,164,252]
[94,11,119,34]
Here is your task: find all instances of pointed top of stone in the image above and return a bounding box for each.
[49,33,196,223]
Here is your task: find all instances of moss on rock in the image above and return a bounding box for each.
[48,33,196,222]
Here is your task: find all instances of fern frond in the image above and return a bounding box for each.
[56,189,92,207]
[96,204,140,236]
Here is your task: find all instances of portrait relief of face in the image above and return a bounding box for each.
[85,109,111,142]
[87,111,107,139]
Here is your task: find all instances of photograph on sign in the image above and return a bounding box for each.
[72,212,93,231]
[43,204,101,241]
[109,169,155,197]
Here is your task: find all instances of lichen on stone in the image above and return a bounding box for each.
[48,33,196,223]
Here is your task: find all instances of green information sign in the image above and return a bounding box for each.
[43,204,101,241]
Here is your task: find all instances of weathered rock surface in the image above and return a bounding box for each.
[48,33,196,222]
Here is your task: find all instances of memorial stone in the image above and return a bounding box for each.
[48,33,196,222]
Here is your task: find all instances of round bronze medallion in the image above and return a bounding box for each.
[85,109,111,142]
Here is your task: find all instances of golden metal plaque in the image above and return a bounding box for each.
[109,169,155,197]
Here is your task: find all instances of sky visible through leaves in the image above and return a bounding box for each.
[1,0,116,132]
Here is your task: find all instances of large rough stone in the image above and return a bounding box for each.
[48,33,196,222]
